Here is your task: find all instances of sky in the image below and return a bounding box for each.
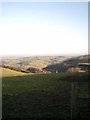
[0,2,88,56]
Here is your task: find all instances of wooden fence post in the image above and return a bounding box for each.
[71,82,78,120]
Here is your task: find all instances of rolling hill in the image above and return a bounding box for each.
[1,55,89,119]
[0,56,70,73]
[0,55,89,73]
[43,55,90,73]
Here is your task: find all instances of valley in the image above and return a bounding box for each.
[0,55,89,120]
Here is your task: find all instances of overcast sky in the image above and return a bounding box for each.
[0,2,88,56]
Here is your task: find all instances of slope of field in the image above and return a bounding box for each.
[0,67,26,77]
[2,72,89,119]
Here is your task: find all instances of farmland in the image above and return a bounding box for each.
[1,69,89,120]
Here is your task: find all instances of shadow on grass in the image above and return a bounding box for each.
[60,72,89,82]
[2,91,71,119]
[2,73,89,120]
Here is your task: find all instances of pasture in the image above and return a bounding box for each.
[1,69,89,119]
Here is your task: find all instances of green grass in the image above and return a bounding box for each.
[2,72,89,119]
[3,73,71,95]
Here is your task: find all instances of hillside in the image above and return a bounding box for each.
[1,56,89,119]
[43,55,90,73]
[0,56,70,73]
[1,56,70,69]
[0,67,26,77]
[1,55,89,73]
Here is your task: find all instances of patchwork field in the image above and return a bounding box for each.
[1,69,89,120]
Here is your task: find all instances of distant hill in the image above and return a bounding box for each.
[1,55,89,73]
[43,55,90,73]
[0,56,70,73]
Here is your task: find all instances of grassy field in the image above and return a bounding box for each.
[1,69,89,120]
[0,67,26,77]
